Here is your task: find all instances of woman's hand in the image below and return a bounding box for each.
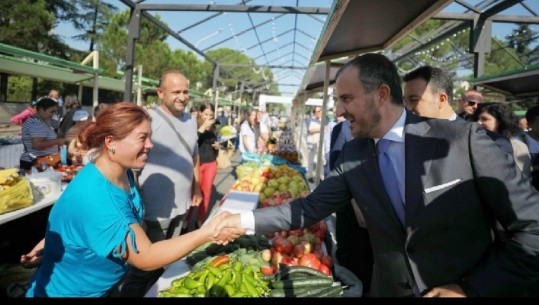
[20,238,45,269]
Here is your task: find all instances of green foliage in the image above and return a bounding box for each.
[99,9,172,79]
[0,0,55,51]
[70,0,118,52]
[7,76,32,103]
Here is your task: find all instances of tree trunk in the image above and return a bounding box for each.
[32,78,39,102]
[0,73,7,103]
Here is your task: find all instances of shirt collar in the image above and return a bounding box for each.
[449,112,458,121]
[377,109,406,143]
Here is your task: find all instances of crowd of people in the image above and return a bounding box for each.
[6,53,539,297]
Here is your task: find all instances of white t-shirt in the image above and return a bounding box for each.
[139,108,199,221]
[239,121,256,153]
[306,117,321,144]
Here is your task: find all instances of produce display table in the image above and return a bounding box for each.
[144,190,260,298]
[0,183,65,226]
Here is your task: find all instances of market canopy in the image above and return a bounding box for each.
[0,43,155,94]
[469,63,539,97]
[309,0,453,64]
[298,0,453,95]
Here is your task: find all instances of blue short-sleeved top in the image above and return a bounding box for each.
[26,163,144,297]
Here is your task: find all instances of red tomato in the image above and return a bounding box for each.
[321,255,334,268]
[298,253,321,270]
[318,263,331,276]
[260,266,277,275]
[273,237,293,255]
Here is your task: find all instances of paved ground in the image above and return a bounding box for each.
[0,149,241,297]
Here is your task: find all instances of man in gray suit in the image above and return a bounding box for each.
[216,53,539,297]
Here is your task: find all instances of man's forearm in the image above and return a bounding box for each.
[193,154,201,188]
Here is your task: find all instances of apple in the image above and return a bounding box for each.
[260,249,272,262]
[264,187,275,198]
[300,241,312,254]
[293,243,306,258]
[287,235,300,246]
[271,251,283,267]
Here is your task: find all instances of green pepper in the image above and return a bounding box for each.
[233,261,243,272]
[206,264,222,277]
[224,284,236,296]
[206,272,216,290]
[183,276,203,289]
[170,277,185,287]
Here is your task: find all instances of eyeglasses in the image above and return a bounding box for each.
[467,101,477,107]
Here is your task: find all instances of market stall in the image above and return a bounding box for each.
[0,165,80,226]
[144,126,362,298]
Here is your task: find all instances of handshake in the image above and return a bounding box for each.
[203,211,247,245]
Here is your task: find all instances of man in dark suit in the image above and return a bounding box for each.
[216,53,539,297]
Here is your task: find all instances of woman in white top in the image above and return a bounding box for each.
[239,109,258,154]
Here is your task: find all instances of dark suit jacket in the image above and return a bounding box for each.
[253,110,539,297]
[454,115,513,156]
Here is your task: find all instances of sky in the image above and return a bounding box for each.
[53,0,539,97]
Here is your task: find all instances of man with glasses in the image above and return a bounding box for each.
[457,89,483,121]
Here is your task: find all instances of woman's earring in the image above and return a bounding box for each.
[109,147,115,155]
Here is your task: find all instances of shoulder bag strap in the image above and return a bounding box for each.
[153,107,192,154]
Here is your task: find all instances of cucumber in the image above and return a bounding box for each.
[278,265,330,279]
[310,285,343,297]
[271,277,333,289]
[268,288,309,298]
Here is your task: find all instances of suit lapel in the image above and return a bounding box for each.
[404,113,434,224]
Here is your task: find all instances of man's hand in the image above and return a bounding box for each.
[191,185,203,207]
[204,212,245,244]
[423,284,466,297]
[212,213,243,239]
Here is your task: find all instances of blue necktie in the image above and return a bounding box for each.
[377,139,405,224]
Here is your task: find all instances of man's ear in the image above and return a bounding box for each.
[438,92,449,109]
[378,84,390,103]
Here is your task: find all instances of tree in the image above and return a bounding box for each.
[99,9,172,79]
[70,0,118,52]
[202,48,278,106]
[0,0,72,102]
[507,24,537,65]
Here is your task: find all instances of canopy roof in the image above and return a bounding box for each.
[299,0,539,97]
[469,63,539,97]
[299,0,452,95]
[310,0,453,64]
[0,43,155,93]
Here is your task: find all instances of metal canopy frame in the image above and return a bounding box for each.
[119,0,331,104]
[300,0,539,96]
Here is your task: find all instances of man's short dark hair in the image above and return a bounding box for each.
[526,106,539,124]
[336,53,403,105]
[403,66,454,103]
